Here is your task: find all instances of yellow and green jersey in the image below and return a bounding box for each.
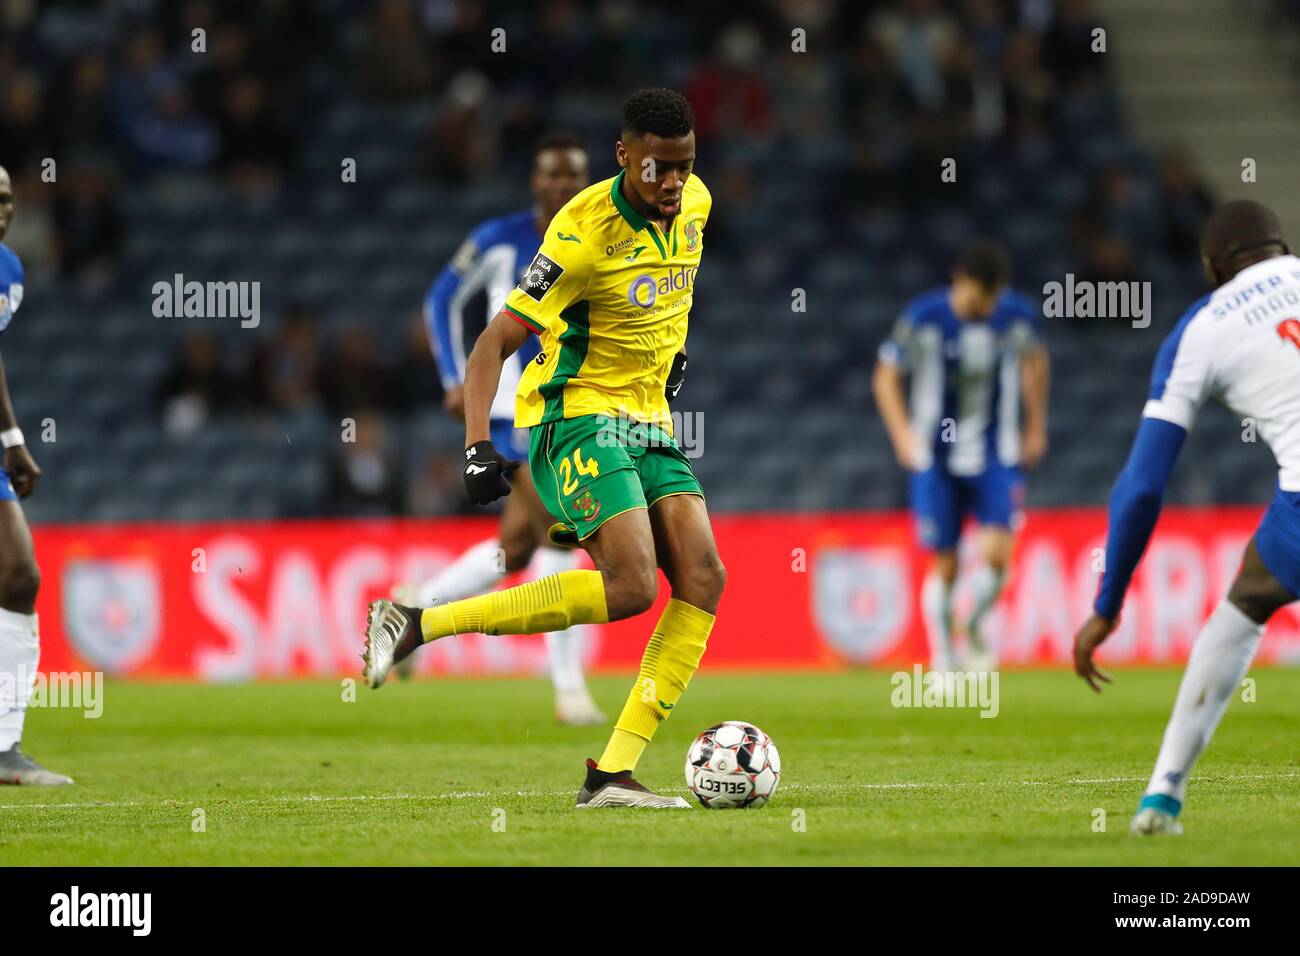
[502,169,711,430]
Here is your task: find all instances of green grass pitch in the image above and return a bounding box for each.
[1,670,1297,865]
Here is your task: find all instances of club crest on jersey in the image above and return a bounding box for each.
[572,486,601,522]
[684,218,701,252]
[0,283,21,331]
[519,253,564,302]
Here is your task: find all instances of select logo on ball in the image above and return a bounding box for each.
[685,720,781,809]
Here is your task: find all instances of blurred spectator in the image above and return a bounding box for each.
[245,308,322,413]
[110,30,174,136]
[319,325,395,418]
[324,411,408,516]
[393,315,443,412]
[124,78,220,173]
[1158,148,1215,259]
[156,331,235,436]
[410,448,476,517]
[0,70,50,174]
[359,0,433,100]
[52,162,122,282]
[1042,0,1107,88]
[52,53,113,160]
[870,0,961,111]
[687,23,774,145]
[2,169,57,272]
[427,71,498,182]
[216,74,295,191]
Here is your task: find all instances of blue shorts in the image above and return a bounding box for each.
[909,465,1024,551]
[1254,484,1300,599]
[490,419,530,461]
[0,469,16,502]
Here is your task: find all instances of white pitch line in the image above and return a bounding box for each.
[2,770,1297,812]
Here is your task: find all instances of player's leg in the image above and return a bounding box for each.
[0,493,71,785]
[575,422,716,808]
[391,422,535,612]
[362,416,653,687]
[593,492,723,776]
[571,505,697,807]
[911,467,961,670]
[922,551,958,670]
[508,463,605,724]
[965,465,1023,668]
[1133,536,1294,834]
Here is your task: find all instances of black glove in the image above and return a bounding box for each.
[463,439,522,505]
[665,350,688,403]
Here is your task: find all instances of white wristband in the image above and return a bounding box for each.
[1,428,24,449]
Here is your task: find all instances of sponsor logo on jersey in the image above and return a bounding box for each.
[605,236,639,256]
[519,253,564,302]
[626,265,698,310]
[624,245,647,261]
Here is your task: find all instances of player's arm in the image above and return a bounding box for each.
[0,349,39,498]
[460,311,529,504]
[873,311,920,469]
[426,234,487,420]
[1074,312,1211,691]
[872,359,918,470]
[461,220,591,505]
[1074,418,1186,690]
[464,312,528,447]
[1020,344,1050,469]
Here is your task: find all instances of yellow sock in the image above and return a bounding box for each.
[598,598,715,772]
[419,569,608,642]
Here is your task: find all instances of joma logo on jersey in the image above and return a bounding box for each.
[519,253,564,302]
[627,266,698,310]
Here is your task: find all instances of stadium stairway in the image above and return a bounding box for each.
[1098,0,1300,234]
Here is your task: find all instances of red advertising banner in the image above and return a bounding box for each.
[31,508,1300,679]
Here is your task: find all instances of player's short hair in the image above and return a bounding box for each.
[621,88,695,141]
[1201,199,1289,268]
[955,240,1012,290]
[532,131,586,162]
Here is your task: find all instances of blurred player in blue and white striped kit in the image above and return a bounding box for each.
[874,241,1051,672]
[0,165,73,785]
[391,134,605,724]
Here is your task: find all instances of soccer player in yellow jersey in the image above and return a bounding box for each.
[363,89,720,807]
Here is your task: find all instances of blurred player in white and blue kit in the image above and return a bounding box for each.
[1075,200,1300,834]
[0,166,72,784]
[391,134,606,724]
[874,241,1050,671]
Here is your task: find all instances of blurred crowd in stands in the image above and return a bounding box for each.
[0,0,1261,520]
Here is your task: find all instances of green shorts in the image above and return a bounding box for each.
[529,413,704,545]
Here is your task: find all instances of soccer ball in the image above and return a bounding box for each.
[684,720,781,808]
